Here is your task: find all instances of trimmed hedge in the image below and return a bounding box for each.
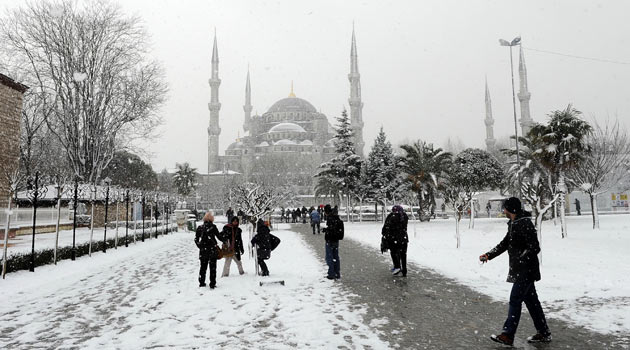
[1,226,176,275]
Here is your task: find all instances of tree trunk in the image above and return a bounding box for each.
[374,202,378,223]
[590,193,600,229]
[54,196,62,264]
[455,213,461,249]
[469,198,475,229]
[359,198,363,222]
[559,169,567,238]
[2,196,13,279]
[89,186,95,256]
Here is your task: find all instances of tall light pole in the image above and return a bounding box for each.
[499,36,523,196]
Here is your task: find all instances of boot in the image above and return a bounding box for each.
[490,333,514,346]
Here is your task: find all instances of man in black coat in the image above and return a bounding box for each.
[381,205,409,276]
[251,219,278,276]
[195,212,225,289]
[323,204,343,280]
[480,197,551,346]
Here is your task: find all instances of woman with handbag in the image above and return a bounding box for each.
[194,212,224,289]
[221,216,245,277]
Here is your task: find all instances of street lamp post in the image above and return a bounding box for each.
[103,177,111,253]
[499,36,523,196]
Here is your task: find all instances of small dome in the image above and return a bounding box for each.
[268,97,317,113]
[275,139,297,146]
[256,141,270,147]
[269,122,306,133]
[227,141,244,150]
[300,140,313,145]
[324,138,336,147]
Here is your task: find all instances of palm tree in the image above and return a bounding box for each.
[529,104,592,238]
[173,162,197,196]
[399,141,452,221]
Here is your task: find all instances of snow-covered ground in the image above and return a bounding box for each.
[0,222,389,349]
[345,214,630,336]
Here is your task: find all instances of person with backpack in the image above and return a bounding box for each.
[310,209,321,234]
[221,216,245,277]
[480,197,552,346]
[194,212,225,289]
[322,204,343,280]
[381,205,409,276]
[251,219,280,276]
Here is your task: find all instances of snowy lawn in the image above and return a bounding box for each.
[0,222,389,349]
[344,214,630,337]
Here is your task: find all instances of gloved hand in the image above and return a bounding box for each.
[479,254,489,263]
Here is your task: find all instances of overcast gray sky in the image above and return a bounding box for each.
[3,0,630,173]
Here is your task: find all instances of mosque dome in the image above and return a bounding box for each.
[324,138,336,147]
[256,141,270,147]
[227,141,244,150]
[299,140,313,146]
[269,122,306,133]
[267,97,317,114]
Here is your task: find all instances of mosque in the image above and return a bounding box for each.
[205,28,365,180]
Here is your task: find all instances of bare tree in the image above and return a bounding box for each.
[1,0,167,184]
[570,119,630,229]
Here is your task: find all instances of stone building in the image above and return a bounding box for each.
[205,28,365,191]
[0,73,27,207]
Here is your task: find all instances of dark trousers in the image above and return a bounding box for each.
[325,241,340,278]
[199,255,217,287]
[390,243,407,274]
[311,222,320,234]
[258,257,269,276]
[503,281,550,336]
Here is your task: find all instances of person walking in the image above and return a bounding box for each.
[486,201,492,218]
[574,198,581,215]
[310,208,321,234]
[226,207,234,223]
[194,212,225,289]
[479,197,552,346]
[381,205,409,277]
[221,216,245,277]
[323,204,343,280]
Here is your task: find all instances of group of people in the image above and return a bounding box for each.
[195,212,279,288]
[197,197,552,346]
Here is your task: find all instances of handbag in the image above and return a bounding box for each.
[220,242,235,258]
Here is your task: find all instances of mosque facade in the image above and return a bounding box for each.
[206,28,365,181]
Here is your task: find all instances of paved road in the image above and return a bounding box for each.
[293,223,628,350]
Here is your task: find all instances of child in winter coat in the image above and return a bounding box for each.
[251,219,280,276]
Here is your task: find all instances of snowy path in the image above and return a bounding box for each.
[0,227,388,349]
[294,223,629,349]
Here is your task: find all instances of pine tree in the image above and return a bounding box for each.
[366,127,397,219]
[316,109,361,220]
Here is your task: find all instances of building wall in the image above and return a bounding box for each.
[0,77,25,208]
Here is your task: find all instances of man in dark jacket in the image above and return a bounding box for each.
[195,212,225,289]
[323,204,343,280]
[480,197,551,346]
[381,205,409,276]
[221,216,245,277]
[251,219,279,276]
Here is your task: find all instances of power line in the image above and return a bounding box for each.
[522,46,630,65]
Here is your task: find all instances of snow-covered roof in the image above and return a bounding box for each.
[268,122,306,133]
[256,141,270,147]
[275,139,297,146]
[299,140,313,146]
[227,141,244,150]
[207,170,241,176]
[324,138,336,147]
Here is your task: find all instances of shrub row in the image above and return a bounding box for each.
[1,226,177,275]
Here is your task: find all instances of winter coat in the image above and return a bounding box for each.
[324,214,344,243]
[382,211,409,248]
[486,212,541,283]
[252,221,272,260]
[221,224,245,260]
[310,211,321,224]
[194,221,224,259]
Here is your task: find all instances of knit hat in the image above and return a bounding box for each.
[503,197,522,214]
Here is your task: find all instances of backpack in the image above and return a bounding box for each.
[269,234,281,251]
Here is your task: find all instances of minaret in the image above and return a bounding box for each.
[207,30,221,173]
[348,25,365,157]
[518,45,534,136]
[243,68,252,133]
[484,78,496,151]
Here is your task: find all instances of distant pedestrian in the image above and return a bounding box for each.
[381,205,409,277]
[323,204,343,280]
[226,207,234,223]
[480,197,552,346]
[194,212,225,289]
[486,201,492,218]
[301,206,308,223]
[221,217,245,277]
[251,219,280,276]
[574,198,581,215]
[310,209,321,234]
